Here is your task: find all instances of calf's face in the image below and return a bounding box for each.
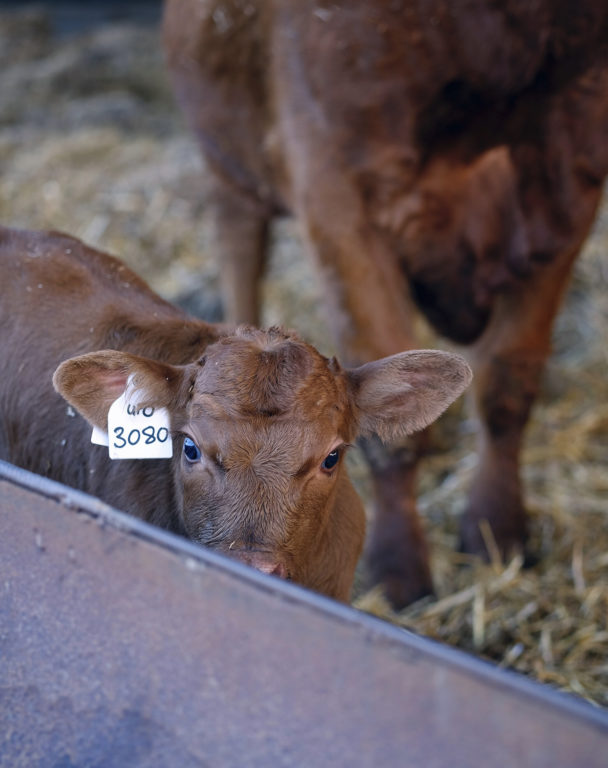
[53,327,471,586]
[174,337,354,581]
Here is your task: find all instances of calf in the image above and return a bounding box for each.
[163,0,608,606]
[0,226,471,601]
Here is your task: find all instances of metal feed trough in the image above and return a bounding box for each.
[1,460,607,767]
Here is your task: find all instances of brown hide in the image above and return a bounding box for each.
[163,0,608,605]
[0,226,471,601]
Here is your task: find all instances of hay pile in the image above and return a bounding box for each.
[1,5,606,707]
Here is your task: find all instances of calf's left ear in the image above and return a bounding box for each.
[53,350,189,431]
[348,350,472,441]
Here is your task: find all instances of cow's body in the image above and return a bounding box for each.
[0,226,470,601]
[163,0,608,605]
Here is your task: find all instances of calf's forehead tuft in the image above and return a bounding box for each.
[192,328,346,418]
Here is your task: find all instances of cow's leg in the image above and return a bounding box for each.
[463,250,579,558]
[295,200,433,606]
[207,180,270,325]
[359,432,433,607]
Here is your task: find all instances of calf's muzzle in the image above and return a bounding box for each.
[229,549,289,579]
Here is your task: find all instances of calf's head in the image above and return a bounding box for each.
[53,326,471,594]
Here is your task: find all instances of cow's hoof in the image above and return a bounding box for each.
[459,507,528,564]
[365,537,434,610]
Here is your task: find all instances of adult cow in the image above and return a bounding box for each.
[163,0,608,606]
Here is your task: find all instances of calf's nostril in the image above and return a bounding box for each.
[270,561,288,579]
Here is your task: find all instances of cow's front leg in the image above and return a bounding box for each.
[359,433,433,607]
[463,251,579,559]
[296,200,434,605]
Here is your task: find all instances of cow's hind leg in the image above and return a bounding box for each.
[462,250,580,559]
[207,180,270,326]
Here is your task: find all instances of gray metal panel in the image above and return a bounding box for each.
[1,459,606,767]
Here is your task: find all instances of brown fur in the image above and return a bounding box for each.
[163,0,608,606]
[0,226,471,602]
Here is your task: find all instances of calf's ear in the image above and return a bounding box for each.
[53,350,189,431]
[348,350,472,441]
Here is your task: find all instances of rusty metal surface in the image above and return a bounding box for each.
[1,460,607,767]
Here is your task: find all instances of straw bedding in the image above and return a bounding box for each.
[1,6,606,707]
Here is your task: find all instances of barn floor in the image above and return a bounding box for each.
[1,4,607,707]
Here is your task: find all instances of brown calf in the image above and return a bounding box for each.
[163,0,608,606]
[0,227,471,601]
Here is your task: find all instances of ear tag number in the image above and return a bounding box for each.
[94,378,173,460]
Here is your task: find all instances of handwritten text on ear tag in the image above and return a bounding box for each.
[99,382,173,460]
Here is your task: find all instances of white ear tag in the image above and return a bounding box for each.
[102,380,173,460]
[91,425,110,446]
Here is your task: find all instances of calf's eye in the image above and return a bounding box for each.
[321,449,340,472]
[183,436,201,463]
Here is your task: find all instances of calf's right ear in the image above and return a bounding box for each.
[348,349,472,441]
[53,350,190,431]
